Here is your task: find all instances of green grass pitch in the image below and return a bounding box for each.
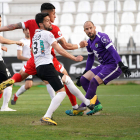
[0,84,140,140]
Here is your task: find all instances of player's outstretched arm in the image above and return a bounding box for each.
[58,37,88,50]
[0,36,24,46]
[52,41,83,62]
[0,22,22,32]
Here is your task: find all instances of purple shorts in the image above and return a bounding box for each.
[91,63,122,85]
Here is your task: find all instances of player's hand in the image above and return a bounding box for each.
[1,46,7,52]
[121,66,131,77]
[76,76,81,87]
[118,61,131,77]
[79,41,88,48]
[16,41,24,46]
[75,55,83,61]
[75,70,88,87]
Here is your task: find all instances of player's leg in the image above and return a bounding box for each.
[78,66,104,115]
[80,66,104,107]
[11,75,33,105]
[65,66,102,116]
[45,81,55,100]
[87,64,122,115]
[42,75,96,125]
[42,87,66,126]
[62,69,78,109]
[53,60,78,109]
[0,85,16,111]
[37,64,66,125]
[0,69,29,91]
[0,61,16,111]
[38,64,96,125]
[0,57,36,91]
[66,66,103,116]
[62,75,97,110]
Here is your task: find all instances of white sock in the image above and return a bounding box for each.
[65,76,90,106]
[72,104,79,109]
[1,86,12,109]
[16,85,26,97]
[46,84,55,100]
[44,91,66,118]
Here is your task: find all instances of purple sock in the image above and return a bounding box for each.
[80,77,100,107]
[80,76,90,92]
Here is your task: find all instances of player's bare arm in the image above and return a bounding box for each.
[58,37,88,50]
[52,41,83,62]
[0,36,24,46]
[0,22,22,32]
[17,50,30,61]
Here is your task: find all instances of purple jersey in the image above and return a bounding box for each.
[86,32,121,71]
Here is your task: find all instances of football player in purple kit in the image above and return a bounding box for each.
[66,21,131,116]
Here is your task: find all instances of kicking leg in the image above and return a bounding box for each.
[62,69,78,109]
[63,75,97,109]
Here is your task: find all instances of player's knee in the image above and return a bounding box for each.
[89,78,100,86]
[25,83,32,89]
[62,75,72,85]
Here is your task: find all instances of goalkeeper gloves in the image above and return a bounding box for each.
[118,61,131,77]
[76,70,88,87]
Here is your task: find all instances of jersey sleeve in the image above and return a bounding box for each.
[52,25,63,41]
[101,34,121,63]
[45,31,57,45]
[21,19,32,29]
[100,34,116,50]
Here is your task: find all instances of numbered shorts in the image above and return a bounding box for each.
[0,61,11,83]
[36,63,64,92]
[22,56,64,75]
[91,63,122,85]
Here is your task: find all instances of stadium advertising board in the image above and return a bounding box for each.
[3,54,140,80]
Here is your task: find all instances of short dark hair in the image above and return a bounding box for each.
[35,13,49,28]
[41,3,55,12]
[0,15,1,18]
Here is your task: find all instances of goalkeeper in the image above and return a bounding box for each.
[66,21,131,116]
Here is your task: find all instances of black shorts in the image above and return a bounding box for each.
[25,75,34,81]
[0,61,11,83]
[36,63,64,92]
